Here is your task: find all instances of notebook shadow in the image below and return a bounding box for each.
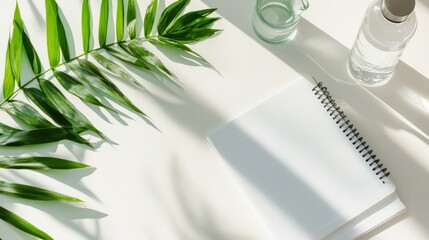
[211,122,349,239]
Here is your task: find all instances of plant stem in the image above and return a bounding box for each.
[0,37,152,107]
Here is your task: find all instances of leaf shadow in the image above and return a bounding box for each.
[157,0,166,22]
[1,196,107,240]
[57,7,77,60]
[144,155,266,240]
[24,0,45,28]
[134,0,144,38]
[152,44,204,67]
[0,220,30,240]
[37,168,101,202]
[120,62,183,98]
[106,0,116,45]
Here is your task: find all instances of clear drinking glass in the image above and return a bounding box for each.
[253,0,309,43]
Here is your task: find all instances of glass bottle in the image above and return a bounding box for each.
[348,0,417,86]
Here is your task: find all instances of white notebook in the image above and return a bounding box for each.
[208,77,405,240]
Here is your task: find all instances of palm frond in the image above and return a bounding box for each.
[0,0,221,238]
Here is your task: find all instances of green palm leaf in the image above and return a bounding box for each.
[99,0,109,47]
[11,2,42,76]
[116,0,125,41]
[157,0,190,35]
[106,45,151,70]
[38,79,102,136]
[0,206,53,240]
[150,36,208,64]
[144,0,158,37]
[127,0,137,39]
[72,59,146,116]
[53,69,116,112]
[57,13,71,61]
[0,127,91,147]
[3,38,15,99]
[123,42,177,81]
[91,51,144,89]
[24,87,73,127]
[163,28,220,43]
[11,3,24,86]
[0,180,82,202]
[3,100,56,129]
[0,122,21,135]
[45,0,61,67]
[166,8,217,34]
[82,0,91,53]
[22,31,43,76]
[0,156,90,170]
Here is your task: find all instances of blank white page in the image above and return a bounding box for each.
[208,77,397,239]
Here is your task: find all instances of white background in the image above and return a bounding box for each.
[0,0,428,239]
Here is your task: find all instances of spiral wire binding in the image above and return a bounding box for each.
[311,81,390,184]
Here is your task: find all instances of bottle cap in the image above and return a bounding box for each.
[382,0,415,22]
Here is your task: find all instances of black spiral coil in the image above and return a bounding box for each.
[312,82,390,184]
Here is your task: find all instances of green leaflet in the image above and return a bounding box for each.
[163,28,220,43]
[144,0,158,37]
[11,3,23,86]
[53,70,115,112]
[151,36,207,63]
[3,38,15,99]
[44,0,71,62]
[116,0,125,41]
[3,100,56,129]
[57,13,71,61]
[38,79,102,136]
[157,0,190,35]
[0,206,53,240]
[149,36,217,73]
[72,59,146,116]
[123,42,177,81]
[24,87,73,128]
[166,8,217,34]
[45,0,60,67]
[0,127,90,147]
[82,0,91,53]
[22,31,42,76]
[91,51,144,89]
[127,0,137,39]
[0,156,90,170]
[11,4,42,76]
[106,46,151,70]
[0,179,82,202]
[99,0,109,47]
[0,122,21,135]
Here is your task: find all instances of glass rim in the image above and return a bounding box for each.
[255,0,306,29]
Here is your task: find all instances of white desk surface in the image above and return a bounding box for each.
[0,0,428,239]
